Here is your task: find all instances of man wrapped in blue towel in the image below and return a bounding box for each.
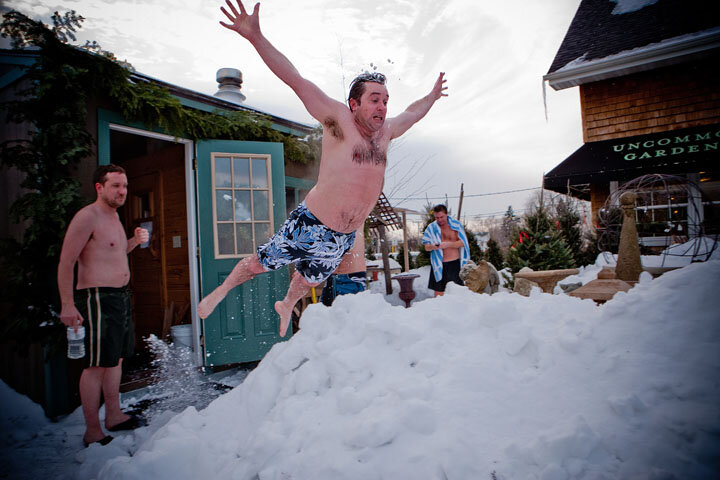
[421,205,470,297]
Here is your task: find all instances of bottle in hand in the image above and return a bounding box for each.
[67,326,85,359]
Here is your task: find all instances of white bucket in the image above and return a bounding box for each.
[171,324,193,349]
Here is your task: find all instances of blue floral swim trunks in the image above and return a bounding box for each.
[257,201,356,284]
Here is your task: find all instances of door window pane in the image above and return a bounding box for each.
[234,191,251,221]
[217,223,235,255]
[253,191,269,221]
[212,154,274,258]
[233,157,250,188]
[216,190,233,221]
[236,224,253,254]
[215,157,231,188]
[254,222,271,245]
[252,158,268,188]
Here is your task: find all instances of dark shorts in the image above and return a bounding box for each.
[75,286,134,368]
[256,201,356,284]
[320,272,367,306]
[428,259,464,292]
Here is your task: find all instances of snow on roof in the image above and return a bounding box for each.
[547,0,720,76]
[554,26,720,74]
[610,0,659,15]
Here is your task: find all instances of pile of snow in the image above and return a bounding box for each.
[2,260,718,479]
[1,381,47,446]
[663,236,719,261]
[88,260,719,480]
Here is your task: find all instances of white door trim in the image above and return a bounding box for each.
[108,123,202,365]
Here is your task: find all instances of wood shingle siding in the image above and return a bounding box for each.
[580,57,720,142]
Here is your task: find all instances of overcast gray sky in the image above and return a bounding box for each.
[5,0,585,223]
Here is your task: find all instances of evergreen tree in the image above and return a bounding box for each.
[396,245,415,271]
[555,198,602,267]
[578,228,600,267]
[463,224,484,264]
[485,238,504,270]
[555,199,583,265]
[500,205,519,248]
[505,206,575,273]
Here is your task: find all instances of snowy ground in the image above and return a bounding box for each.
[2,256,719,480]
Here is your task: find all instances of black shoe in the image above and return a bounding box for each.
[84,435,114,448]
[107,415,146,432]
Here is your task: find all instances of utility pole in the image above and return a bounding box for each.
[457,183,464,219]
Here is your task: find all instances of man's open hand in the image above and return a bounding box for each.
[220,0,261,39]
[430,72,448,101]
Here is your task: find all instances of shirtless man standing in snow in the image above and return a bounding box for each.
[198,0,448,336]
[58,164,149,447]
[422,204,470,297]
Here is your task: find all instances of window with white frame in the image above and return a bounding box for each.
[634,183,689,238]
[698,173,720,235]
[211,154,273,258]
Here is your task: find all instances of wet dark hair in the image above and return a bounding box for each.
[433,204,448,214]
[347,72,386,111]
[93,164,126,186]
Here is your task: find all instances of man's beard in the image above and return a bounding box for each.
[103,195,125,209]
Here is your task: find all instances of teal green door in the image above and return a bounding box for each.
[196,140,289,366]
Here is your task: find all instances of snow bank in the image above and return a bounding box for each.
[93,260,720,480]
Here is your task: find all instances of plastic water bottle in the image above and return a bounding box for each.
[67,326,85,359]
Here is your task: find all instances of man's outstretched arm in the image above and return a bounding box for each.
[220,1,342,122]
[389,72,448,139]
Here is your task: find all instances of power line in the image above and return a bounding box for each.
[389,186,541,201]
[471,208,529,219]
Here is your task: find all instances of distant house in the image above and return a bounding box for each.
[1,49,318,370]
[542,0,719,245]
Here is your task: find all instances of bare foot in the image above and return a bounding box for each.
[274,301,293,337]
[198,289,226,319]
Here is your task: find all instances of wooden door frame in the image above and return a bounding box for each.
[124,168,166,342]
[97,110,203,365]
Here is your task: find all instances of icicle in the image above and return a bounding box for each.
[542,78,549,122]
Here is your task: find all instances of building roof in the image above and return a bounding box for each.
[545,0,720,90]
[129,70,314,137]
[0,49,315,137]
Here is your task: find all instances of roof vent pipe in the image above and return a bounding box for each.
[214,68,246,104]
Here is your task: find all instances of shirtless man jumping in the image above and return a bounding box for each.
[58,164,148,447]
[198,0,448,336]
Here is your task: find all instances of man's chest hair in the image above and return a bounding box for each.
[351,141,387,166]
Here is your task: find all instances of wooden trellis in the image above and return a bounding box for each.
[368,192,403,232]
